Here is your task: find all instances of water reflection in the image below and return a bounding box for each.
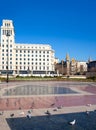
[4,85,78,96]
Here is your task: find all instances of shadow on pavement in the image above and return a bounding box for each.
[6,111,96,130]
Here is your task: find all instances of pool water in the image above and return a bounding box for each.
[4,85,78,96]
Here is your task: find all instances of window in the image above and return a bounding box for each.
[2,44,4,47]
[10,40,12,43]
[2,39,4,42]
[10,66,13,70]
[10,44,12,47]
[6,40,8,42]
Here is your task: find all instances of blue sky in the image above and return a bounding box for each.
[0,0,96,61]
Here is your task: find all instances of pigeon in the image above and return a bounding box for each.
[86,111,89,115]
[10,113,14,117]
[45,110,51,116]
[27,113,31,119]
[69,119,76,125]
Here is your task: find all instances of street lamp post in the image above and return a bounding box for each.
[6,31,10,83]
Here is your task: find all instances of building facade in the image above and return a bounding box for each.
[86,60,96,77]
[55,54,87,76]
[0,20,55,76]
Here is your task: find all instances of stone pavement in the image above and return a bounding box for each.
[0,81,96,130]
[0,105,96,130]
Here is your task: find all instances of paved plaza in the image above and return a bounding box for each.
[0,81,96,130]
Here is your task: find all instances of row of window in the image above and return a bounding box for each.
[2,30,12,35]
[2,44,12,47]
[15,66,49,70]
[2,57,12,60]
[2,61,49,65]
[2,53,12,56]
[4,23,11,27]
[2,53,49,61]
[2,66,49,70]
[15,58,49,61]
[16,50,49,53]
[2,39,13,43]
[15,62,49,65]
[16,45,50,49]
[2,66,12,70]
[2,49,12,52]
[16,54,49,57]
[2,61,13,64]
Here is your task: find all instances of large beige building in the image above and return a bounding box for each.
[0,20,55,76]
[55,54,87,76]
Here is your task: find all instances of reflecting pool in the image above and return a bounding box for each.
[3,85,78,96]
